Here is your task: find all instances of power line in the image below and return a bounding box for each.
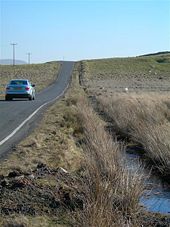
[10,43,17,66]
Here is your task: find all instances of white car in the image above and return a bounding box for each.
[5,79,35,101]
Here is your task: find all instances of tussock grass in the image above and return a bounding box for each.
[98,93,170,177]
[79,54,170,180]
[71,97,144,227]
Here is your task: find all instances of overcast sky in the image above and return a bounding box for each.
[0,0,170,63]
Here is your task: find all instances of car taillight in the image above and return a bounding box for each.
[25,86,30,91]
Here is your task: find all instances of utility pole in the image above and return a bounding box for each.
[10,43,17,66]
[26,52,31,64]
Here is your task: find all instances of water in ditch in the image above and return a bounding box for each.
[89,96,170,215]
[126,152,170,214]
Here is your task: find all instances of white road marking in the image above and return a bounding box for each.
[0,83,69,147]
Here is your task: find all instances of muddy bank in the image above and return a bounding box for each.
[0,163,170,226]
[0,163,82,217]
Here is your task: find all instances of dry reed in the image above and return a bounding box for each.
[71,97,144,227]
[98,93,170,177]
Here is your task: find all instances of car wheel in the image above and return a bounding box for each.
[5,96,12,101]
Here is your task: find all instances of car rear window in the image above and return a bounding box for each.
[10,80,28,85]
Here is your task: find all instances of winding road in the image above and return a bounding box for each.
[0,61,74,158]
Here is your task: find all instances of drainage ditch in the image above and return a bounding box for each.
[126,151,170,214]
[89,95,170,215]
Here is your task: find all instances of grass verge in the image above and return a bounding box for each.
[0,62,84,226]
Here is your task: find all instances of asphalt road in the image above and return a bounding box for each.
[0,61,74,158]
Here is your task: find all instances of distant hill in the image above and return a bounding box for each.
[140,51,170,57]
[0,59,27,65]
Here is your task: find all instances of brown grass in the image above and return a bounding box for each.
[0,61,164,226]
[70,97,144,227]
[0,63,82,175]
[79,56,170,180]
[0,63,84,226]
[0,215,68,227]
[0,62,60,95]
[97,93,170,177]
